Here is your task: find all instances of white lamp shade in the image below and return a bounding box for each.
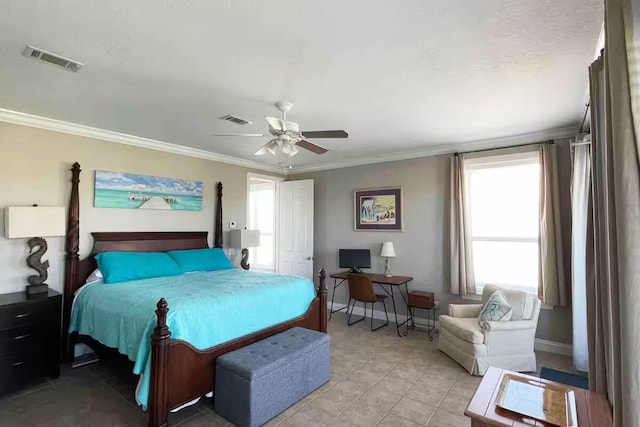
[5,207,66,239]
[230,229,260,248]
[380,242,396,258]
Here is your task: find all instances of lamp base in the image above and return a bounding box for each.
[384,258,392,278]
[240,248,250,270]
[26,284,49,297]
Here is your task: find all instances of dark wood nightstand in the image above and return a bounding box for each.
[0,289,62,396]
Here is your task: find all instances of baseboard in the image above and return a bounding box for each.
[534,338,573,356]
[327,301,573,356]
[329,301,438,328]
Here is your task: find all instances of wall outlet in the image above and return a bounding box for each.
[229,221,237,229]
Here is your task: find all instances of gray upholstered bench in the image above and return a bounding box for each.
[214,327,330,427]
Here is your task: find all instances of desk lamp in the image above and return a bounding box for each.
[380,242,396,277]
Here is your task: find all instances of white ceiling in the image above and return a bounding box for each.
[0,1,603,172]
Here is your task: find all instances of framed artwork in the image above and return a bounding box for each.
[94,171,203,211]
[354,187,403,231]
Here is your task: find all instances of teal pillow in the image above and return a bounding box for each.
[95,252,181,284]
[478,289,513,330]
[166,248,233,273]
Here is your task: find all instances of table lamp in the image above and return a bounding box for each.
[230,228,260,270]
[5,206,66,296]
[380,242,396,277]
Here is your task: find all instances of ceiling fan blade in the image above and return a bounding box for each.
[301,130,348,139]
[255,141,272,155]
[296,139,328,154]
[264,116,300,132]
[265,116,284,131]
[212,133,266,137]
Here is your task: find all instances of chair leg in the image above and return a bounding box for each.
[370,303,374,331]
[347,298,365,326]
[370,300,390,331]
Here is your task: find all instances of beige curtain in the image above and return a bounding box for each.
[449,154,476,295]
[538,142,567,306]
[587,0,640,425]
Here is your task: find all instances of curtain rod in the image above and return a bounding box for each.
[454,140,553,156]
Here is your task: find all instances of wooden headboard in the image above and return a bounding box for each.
[62,163,224,358]
[74,231,210,294]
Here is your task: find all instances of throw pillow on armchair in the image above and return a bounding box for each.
[478,289,512,330]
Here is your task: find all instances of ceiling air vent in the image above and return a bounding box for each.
[219,115,252,126]
[22,45,84,72]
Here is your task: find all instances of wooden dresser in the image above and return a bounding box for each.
[0,289,62,396]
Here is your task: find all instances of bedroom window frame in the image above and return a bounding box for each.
[247,173,284,273]
[463,150,541,297]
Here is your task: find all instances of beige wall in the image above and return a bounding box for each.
[0,121,573,344]
[292,142,573,344]
[0,122,282,295]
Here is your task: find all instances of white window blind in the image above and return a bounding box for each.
[248,182,276,271]
[464,151,540,295]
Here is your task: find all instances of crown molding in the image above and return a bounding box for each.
[288,126,578,174]
[0,108,285,174]
[0,108,578,176]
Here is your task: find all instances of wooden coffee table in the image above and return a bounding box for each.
[465,367,612,427]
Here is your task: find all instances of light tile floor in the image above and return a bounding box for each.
[0,312,572,426]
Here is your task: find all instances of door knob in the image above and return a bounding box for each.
[306,256,312,260]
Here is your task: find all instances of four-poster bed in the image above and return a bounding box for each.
[62,163,328,427]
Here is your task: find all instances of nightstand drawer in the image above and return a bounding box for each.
[0,290,61,396]
[0,299,53,329]
[0,353,47,395]
[0,325,45,357]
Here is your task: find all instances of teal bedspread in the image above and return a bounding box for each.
[68,269,316,409]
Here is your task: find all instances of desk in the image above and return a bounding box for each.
[329,272,413,337]
[465,367,612,427]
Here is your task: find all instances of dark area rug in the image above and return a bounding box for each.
[540,367,588,390]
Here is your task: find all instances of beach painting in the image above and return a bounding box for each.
[94,171,203,211]
[354,187,403,231]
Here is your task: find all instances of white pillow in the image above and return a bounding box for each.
[478,289,512,330]
[85,268,103,284]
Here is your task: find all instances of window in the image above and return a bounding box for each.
[464,151,540,295]
[247,174,281,271]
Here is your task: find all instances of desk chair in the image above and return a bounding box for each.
[346,273,389,331]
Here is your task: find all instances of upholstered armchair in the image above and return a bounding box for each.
[438,285,542,375]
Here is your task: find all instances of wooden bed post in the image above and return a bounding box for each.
[149,298,171,427]
[214,182,223,248]
[63,162,81,363]
[318,269,328,333]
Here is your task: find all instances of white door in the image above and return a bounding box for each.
[277,180,314,279]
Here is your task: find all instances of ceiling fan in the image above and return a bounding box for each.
[212,101,348,156]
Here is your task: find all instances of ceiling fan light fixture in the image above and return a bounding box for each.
[266,141,279,156]
[281,141,292,155]
[254,140,278,156]
[281,140,300,157]
[218,101,347,157]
